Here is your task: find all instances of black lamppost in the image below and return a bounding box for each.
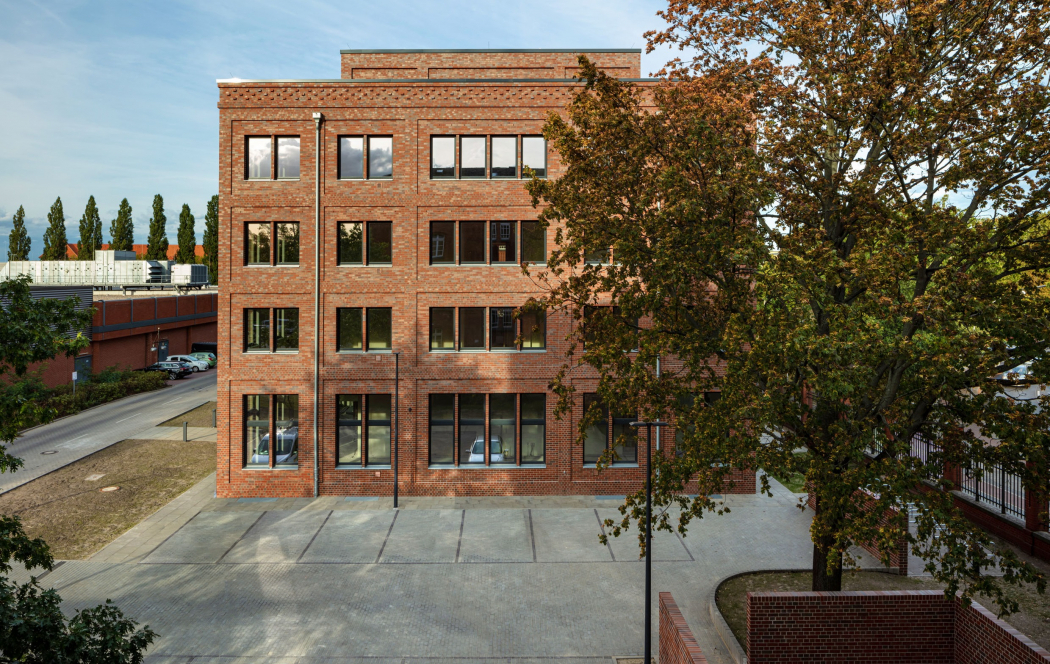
[393,351,400,509]
[631,419,667,664]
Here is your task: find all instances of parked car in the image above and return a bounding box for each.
[250,425,299,465]
[140,361,192,380]
[993,361,1038,386]
[190,352,217,368]
[168,354,209,372]
[468,434,506,463]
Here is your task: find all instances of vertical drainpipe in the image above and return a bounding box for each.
[655,356,661,451]
[312,111,323,498]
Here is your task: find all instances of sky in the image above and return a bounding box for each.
[0,0,677,258]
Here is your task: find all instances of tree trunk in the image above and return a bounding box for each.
[811,494,843,591]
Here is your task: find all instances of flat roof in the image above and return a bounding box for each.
[338,48,641,54]
[217,77,660,84]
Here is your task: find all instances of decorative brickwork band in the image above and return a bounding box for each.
[659,592,708,664]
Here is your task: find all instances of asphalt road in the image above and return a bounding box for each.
[1,370,217,494]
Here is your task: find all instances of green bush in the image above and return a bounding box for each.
[7,368,167,428]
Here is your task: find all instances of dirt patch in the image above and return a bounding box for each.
[716,569,1050,653]
[158,401,217,428]
[0,438,215,560]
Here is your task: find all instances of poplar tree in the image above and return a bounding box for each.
[145,194,169,261]
[7,206,31,261]
[175,204,196,263]
[77,196,101,260]
[109,199,134,251]
[91,200,103,257]
[40,197,67,261]
[202,195,218,284]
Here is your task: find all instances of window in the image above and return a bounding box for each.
[244,395,269,467]
[460,308,485,350]
[428,393,546,467]
[460,136,486,178]
[489,394,516,465]
[460,222,486,263]
[519,310,546,350]
[368,221,392,264]
[368,136,393,179]
[585,245,612,264]
[430,222,455,264]
[338,222,364,265]
[246,136,299,181]
[522,136,546,178]
[491,136,517,178]
[583,306,637,351]
[247,224,270,265]
[583,394,637,465]
[490,307,515,350]
[275,223,299,265]
[244,394,298,469]
[274,308,299,351]
[337,395,362,465]
[273,395,299,467]
[276,137,300,179]
[245,309,269,351]
[338,221,392,265]
[246,137,272,180]
[521,394,545,463]
[521,221,545,264]
[426,135,545,180]
[339,137,364,179]
[430,307,455,350]
[490,221,516,263]
[429,394,455,464]
[366,394,392,465]
[431,137,456,178]
[366,308,392,350]
[459,394,485,465]
[337,308,363,351]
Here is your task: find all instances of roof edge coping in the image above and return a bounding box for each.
[216,77,660,84]
[338,48,641,54]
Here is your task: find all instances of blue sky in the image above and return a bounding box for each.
[0,0,676,257]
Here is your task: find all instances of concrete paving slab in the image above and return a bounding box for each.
[458,509,534,563]
[297,510,395,563]
[142,511,262,564]
[597,509,693,562]
[379,509,462,563]
[222,510,331,564]
[531,509,613,562]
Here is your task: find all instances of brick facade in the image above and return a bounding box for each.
[746,590,1050,664]
[807,488,909,574]
[659,592,709,664]
[215,49,755,498]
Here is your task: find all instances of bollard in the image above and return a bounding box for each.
[183,421,188,442]
[212,409,217,427]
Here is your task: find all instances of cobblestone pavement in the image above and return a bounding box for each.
[23,474,878,663]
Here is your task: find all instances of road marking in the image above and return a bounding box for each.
[115,416,136,424]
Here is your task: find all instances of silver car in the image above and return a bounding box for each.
[250,425,299,465]
[468,434,506,463]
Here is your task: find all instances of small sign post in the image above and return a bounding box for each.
[72,371,77,396]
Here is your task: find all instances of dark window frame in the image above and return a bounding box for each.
[336,394,394,468]
[243,393,300,470]
[337,221,393,266]
[582,392,638,467]
[245,221,299,267]
[428,393,456,466]
[428,306,546,353]
[365,307,393,352]
[245,135,301,181]
[337,135,366,180]
[367,136,394,180]
[275,136,302,180]
[427,393,546,468]
[335,307,392,353]
[336,307,364,352]
[426,135,547,181]
[244,308,270,352]
[430,136,457,179]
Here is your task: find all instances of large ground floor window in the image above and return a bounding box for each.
[428,393,545,466]
[244,394,299,468]
[336,394,392,467]
[582,394,637,466]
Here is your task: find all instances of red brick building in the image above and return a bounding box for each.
[215,49,754,498]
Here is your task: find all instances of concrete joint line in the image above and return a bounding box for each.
[374,510,399,563]
[454,510,465,563]
[527,508,537,563]
[135,510,204,562]
[595,509,615,561]
[216,511,266,563]
[296,510,334,563]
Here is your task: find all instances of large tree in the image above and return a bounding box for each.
[145,195,168,261]
[7,206,31,261]
[40,197,68,261]
[528,0,1050,613]
[175,204,196,264]
[202,195,218,284]
[0,275,157,661]
[109,198,134,251]
[77,195,102,261]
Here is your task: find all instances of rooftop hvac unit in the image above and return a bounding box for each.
[171,264,210,289]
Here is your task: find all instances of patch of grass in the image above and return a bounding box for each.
[158,401,217,428]
[0,438,216,560]
[716,571,944,652]
[767,452,810,493]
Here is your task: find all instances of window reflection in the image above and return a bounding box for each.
[245,395,269,467]
[367,221,392,263]
[521,394,545,463]
[612,408,638,464]
[519,310,545,349]
[583,394,607,464]
[430,307,455,350]
[337,308,363,351]
[245,309,270,351]
[247,137,271,180]
[460,222,485,263]
[366,394,391,465]
[274,308,299,351]
[429,394,455,464]
[276,137,300,179]
[367,308,392,350]
[459,308,485,349]
[460,137,486,177]
[490,307,515,349]
[489,394,516,464]
[459,394,485,465]
[337,395,362,465]
[431,137,455,178]
[491,137,517,178]
[430,222,455,264]
[275,223,299,264]
[339,222,363,265]
[522,137,546,178]
[521,221,545,264]
[339,137,364,179]
[490,221,516,263]
[273,395,299,466]
[247,223,270,265]
[368,136,393,178]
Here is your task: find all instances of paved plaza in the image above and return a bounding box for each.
[12,475,879,664]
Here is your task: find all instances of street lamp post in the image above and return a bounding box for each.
[393,351,399,509]
[630,419,667,664]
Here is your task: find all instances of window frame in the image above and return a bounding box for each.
[336,307,364,352]
[428,306,546,353]
[426,135,547,180]
[245,136,273,181]
[273,308,300,352]
[337,136,365,180]
[489,135,518,179]
[245,221,299,267]
[244,308,270,352]
[274,222,300,266]
[582,392,639,467]
[365,307,393,352]
[275,136,301,180]
[243,393,300,470]
[337,221,393,267]
[426,393,547,468]
[430,136,457,179]
[367,136,394,180]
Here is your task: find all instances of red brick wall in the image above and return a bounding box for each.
[215,49,747,499]
[747,591,954,663]
[807,488,909,574]
[659,592,708,664]
[747,590,1050,664]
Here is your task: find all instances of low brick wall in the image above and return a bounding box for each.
[746,590,1050,664]
[659,592,708,664]
[807,489,909,574]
